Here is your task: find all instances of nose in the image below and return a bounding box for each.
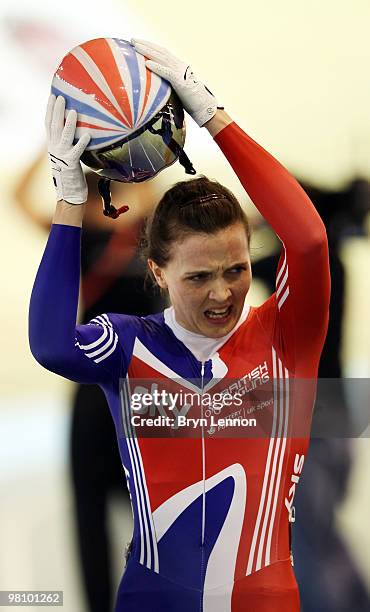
[208,279,232,303]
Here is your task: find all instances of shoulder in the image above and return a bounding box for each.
[106,311,169,353]
[243,294,277,327]
[107,311,166,335]
[232,295,277,345]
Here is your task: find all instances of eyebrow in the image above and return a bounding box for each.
[184,262,249,276]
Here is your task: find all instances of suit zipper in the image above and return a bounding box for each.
[200,361,206,546]
[200,361,206,612]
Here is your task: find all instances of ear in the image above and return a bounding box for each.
[147,259,168,289]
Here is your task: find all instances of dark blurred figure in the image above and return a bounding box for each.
[16,157,166,612]
[252,178,370,611]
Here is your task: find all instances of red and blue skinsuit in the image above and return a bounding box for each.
[29,122,330,611]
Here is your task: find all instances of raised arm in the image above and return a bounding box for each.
[207,112,330,372]
[29,96,123,385]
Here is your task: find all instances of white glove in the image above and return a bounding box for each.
[45,94,90,204]
[131,39,220,127]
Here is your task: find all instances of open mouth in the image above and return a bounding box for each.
[204,305,233,323]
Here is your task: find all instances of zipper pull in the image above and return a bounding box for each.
[201,362,205,378]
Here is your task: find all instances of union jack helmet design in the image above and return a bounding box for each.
[52,38,194,182]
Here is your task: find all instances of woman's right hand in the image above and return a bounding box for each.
[46,94,90,205]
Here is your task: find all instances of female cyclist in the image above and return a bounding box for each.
[29,41,330,612]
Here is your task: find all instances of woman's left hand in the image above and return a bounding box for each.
[131,39,220,127]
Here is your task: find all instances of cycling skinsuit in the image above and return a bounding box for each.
[29,122,330,611]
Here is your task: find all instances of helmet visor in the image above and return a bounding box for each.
[81,92,186,183]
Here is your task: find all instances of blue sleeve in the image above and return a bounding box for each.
[29,223,124,385]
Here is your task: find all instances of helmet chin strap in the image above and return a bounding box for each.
[98,178,129,219]
[177,147,196,175]
[148,117,196,176]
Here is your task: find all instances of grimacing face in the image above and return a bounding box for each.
[148,222,252,338]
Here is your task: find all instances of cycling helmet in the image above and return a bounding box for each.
[51,38,195,216]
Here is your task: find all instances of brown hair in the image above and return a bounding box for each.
[142,176,250,284]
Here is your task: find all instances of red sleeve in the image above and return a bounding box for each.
[214,122,330,375]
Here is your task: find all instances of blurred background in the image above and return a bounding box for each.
[0,0,369,610]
